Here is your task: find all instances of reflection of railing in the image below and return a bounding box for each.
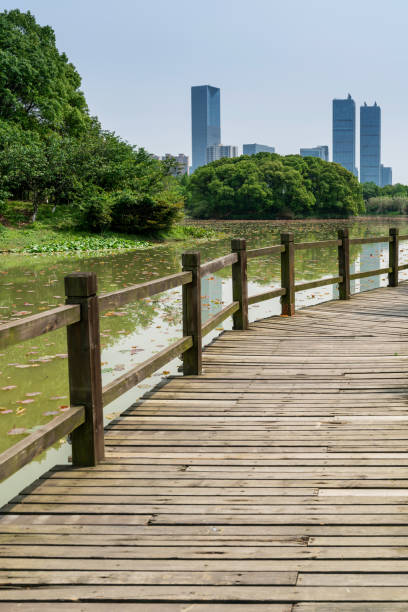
[0,227,406,481]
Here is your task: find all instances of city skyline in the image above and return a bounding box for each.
[5,0,407,182]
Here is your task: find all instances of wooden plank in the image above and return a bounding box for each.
[2,585,408,601]
[295,239,342,250]
[294,277,342,293]
[349,236,390,244]
[350,267,391,280]
[200,252,238,276]
[0,304,80,350]
[0,407,84,483]
[102,337,193,406]
[248,288,286,306]
[98,272,192,311]
[202,303,239,337]
[247,244,285,259]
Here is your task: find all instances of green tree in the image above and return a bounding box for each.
[0,9,89,135]
[187,153,362,219]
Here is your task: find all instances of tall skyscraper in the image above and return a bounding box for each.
[300,146,329,161]
[243,144,275,155]
[206,144,238,163]
[381,165,392,187]
[191,85,221,171]
[360,102,381,185]
[332,94,357,176]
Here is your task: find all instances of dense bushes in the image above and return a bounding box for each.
[365,197,408,215]
[186,153,364,219]
[0,9,183,234]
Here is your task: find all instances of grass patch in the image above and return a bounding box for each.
[0,201,224,253]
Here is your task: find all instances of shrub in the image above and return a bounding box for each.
[80,191,113,232]
[110,189,182,234]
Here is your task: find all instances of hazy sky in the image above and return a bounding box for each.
[3,0,408,181]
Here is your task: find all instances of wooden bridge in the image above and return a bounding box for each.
[1,228,408,609]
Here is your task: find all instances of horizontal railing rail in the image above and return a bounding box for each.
[98,271,192,312]
[0,304,80,350]
[349,235,391,245]
[1,225,406,481]
[0,406,85,483]
[350,267,392,281]
[295,276,343,293]
[247,245,285,259]
[295,239,342,250]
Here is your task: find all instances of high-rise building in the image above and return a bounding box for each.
[206,144,239,163]
[162,153,189,176]
[300,146,329,161]
[191,85,221,171]
[332,94,357,176]
[243,144,275,155]
[381,165,392,187]
[360,102,381,185]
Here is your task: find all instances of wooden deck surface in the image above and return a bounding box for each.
[1,285,408,610]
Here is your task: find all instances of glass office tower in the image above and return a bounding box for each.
[300,146,329,161]
[332,94,357,176]
[191,85,221,171]
[381,165,392,187]
[360,103,381,185]
[243,144,275,155]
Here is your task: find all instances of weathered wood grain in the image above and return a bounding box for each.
[0,304,80,350]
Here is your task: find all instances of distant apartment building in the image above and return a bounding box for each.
[360,102,381,185]
[243,143,275,155]
[332,94,357,176]
[206,144,239,163]
[162,153,189,176]
[300,146,329,161]
[381,164,392,187]
[191,85,221,171]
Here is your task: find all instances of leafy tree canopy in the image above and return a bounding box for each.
[186,153,364,219]
[0,9,89,135]
[0,10,184,233]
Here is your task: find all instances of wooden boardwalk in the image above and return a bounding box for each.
[1,284,408,609]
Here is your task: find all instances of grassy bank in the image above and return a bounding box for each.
[0,201,222,253]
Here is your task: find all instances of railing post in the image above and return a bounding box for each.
[280,233,295,316]
[182,252,202,375]
[231,238,249,330]
[338,228,350,300]
[64,272,104,466]
[389,227,399,287]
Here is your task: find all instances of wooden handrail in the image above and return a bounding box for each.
[99,271,192,312]
[200,253,238,276]
[1,226,404,482]
[247,244,285,259]
[349,236,391,244]
[295,276,343,293]
[102,336,193,406]
[248,287,286,305]
[350,267,391,281]
[202,302,239,337]
[0,406,85,483]
[0,304,80,350]
[295,239,341,250]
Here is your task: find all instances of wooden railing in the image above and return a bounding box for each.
[0,227,405,481]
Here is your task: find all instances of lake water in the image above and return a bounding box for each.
[2,217,408,504]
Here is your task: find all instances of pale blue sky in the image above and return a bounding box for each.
[3,0,408,182]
